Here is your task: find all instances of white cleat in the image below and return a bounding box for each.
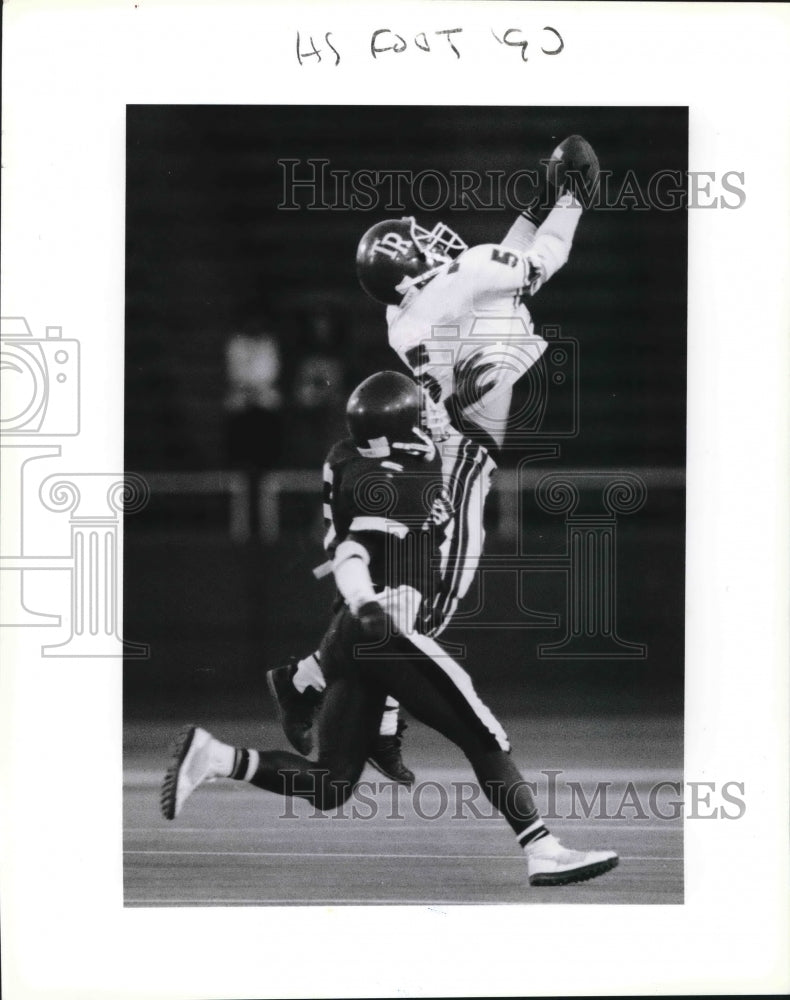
[160,726,224,820]
[526,834,619,886]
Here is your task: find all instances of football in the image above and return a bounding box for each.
[547,134,601,199]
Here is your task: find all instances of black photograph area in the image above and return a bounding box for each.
[124,106,687,906]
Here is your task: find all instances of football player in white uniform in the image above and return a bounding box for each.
[268,136,600,777]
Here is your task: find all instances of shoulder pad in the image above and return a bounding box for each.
[324,437,358,469]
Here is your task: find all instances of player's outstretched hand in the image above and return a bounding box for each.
[548,135,600,201]
[357,600,395,642]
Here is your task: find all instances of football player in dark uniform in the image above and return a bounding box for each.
[267,136,601,779]
[161,372,618,887]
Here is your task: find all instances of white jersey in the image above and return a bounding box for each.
[389,207,580,634]
[386,243,552,634]
[387,242,551,414]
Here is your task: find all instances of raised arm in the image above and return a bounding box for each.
[501,134,600,294]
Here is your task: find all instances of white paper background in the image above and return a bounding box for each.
[1,1,788,997]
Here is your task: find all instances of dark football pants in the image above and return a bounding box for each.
[250,607,541,837]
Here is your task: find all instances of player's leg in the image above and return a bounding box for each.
[365,630,533,831]
[306,604,413,785]
[267,653,415,784]
[367,630,618,886]
[162,612,387,817]
[266,652,325,755]
[366,696,415,784]
[160,678,380,818]
[251,608,388,805]
[249,673,384,808]
[425,434,497,636]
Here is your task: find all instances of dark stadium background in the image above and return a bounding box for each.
[123,105,686,737]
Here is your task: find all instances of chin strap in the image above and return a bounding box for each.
[394,265,444,298]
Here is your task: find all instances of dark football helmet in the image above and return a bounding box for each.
[346,371,433,459]
[356,216,468,305]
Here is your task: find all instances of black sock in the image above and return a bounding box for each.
[468,749,550,844]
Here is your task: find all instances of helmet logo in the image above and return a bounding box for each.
[371,232,414,260]
[357,436,391,458]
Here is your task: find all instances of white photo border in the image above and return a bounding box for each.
[1,1,788,997]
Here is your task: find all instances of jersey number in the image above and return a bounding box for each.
[491,248,518,267]
[405,345,443,402]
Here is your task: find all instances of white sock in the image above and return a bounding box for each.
[518,820,554,854]
[209,738,236,777]
[379,699,399,737]
[293,652,326,694]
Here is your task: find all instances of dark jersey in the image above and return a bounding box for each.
[323,438,452,599]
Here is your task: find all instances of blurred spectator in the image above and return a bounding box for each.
[284,355,346,468]
[224,324,284,471]
[282,308,348,468]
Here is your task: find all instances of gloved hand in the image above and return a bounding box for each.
[356,600,395,642]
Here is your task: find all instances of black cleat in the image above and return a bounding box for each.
[266,660,321,756]
[367,718,416,786]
